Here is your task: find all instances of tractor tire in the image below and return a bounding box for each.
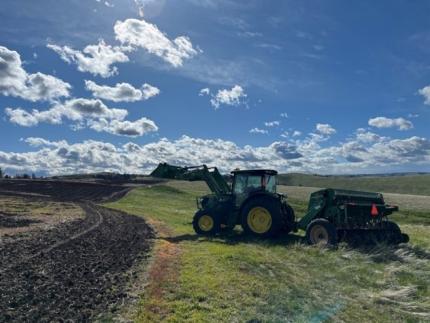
[381,221,406,244]
[282,203,295,233]
[241,197,282,238]
[306,219,337,247]
[193,211,221,235]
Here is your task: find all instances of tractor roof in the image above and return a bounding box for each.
[231,169,277,176]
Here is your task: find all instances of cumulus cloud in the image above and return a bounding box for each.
[88,117,158,137]
[280,113,288,118]
[210,85,247,109]
[1,134,429,175]
[264,121,280,127]
[0,45,71,101]
[315,123,336,136]
[114,18,199,67]
[85,80,160,102]
[5,98,157,137]
[249,128,268,134]
[368,117,413,131]
[355,128,385,143]
[418,85,430,105]
[47,40,129,78]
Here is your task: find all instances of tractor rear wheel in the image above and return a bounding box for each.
[241,197,282,237]
[282,203,295,233]
[193,211,220,235]
[306,219,337,247]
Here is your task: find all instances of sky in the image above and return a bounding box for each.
[0,0,429,176]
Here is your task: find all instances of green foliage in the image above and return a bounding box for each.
[107,183,430,322]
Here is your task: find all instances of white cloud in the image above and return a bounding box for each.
[264,121,280,127]
[199,87,210,96]
[368,117,413,131]
[1,134,429,175]
[47,40,129,78]
[418,85,430,105]
[280,113,288,118]
[5,98,157,137]
[316,123,336,136]
[0,45,71,101]
[292,130,302,137]
[132,0,164,17]
[210,85,247,109]
[141,83,161,100]
[85,80,160,102]
[88,117,158,137]
[114,18,200,67]
[355,128,385,143]
[249,128,268,134]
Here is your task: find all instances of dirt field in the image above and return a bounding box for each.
[0,196,84,236]
[0,179,132,202]
[0,180,154,322]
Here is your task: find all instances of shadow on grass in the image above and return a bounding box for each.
[163,231,305,247]
[163,230,430,264]
[351,242,430,264]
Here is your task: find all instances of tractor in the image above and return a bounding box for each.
[151,163,409,246]
[151,163,295,237]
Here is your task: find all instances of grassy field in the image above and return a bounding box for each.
[107,182,430,322]
[278,173,430,196]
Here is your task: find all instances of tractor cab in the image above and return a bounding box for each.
[231,169,277,194]
[231,169,278,207]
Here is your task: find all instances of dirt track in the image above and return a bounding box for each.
[0,180,154,322]
[0,179,132,202]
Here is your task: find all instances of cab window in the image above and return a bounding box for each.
[233,174,277,194]
[265,175,276,193]
[233,174,247,194]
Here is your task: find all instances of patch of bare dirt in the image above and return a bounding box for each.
[0,180,155,322]
[0,195,84,237]
[0,204,154,322]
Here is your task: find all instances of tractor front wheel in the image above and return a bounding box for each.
[193,211,220,235]
[306,219,337,247]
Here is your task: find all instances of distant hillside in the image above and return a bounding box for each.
[278,173,430,196]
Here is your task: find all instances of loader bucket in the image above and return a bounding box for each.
[150,163,187,179]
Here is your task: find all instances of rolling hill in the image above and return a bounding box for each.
[277,173,430,196]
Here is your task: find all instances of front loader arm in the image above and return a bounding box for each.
[150,163,231,197]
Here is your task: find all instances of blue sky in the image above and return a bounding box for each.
[0,0,429,175]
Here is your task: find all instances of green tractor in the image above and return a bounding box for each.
[151,163,295,237]
[150,163,409,246]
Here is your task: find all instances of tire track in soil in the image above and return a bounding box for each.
[0,194,154,322]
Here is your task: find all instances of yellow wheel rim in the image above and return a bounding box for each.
[247,207,272,234]
[198,215,214,232]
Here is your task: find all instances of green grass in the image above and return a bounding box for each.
[107,184,430,322]
[278,173,430,196]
